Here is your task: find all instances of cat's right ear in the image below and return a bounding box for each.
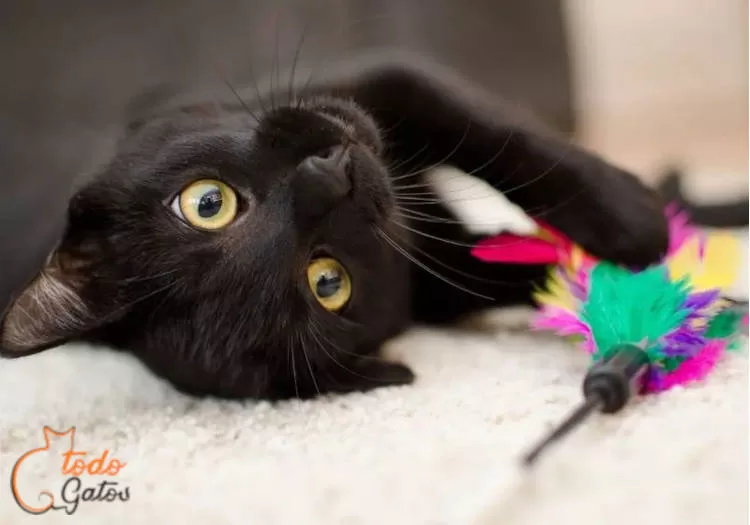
[0,242,96,356]
[0,197,119,357]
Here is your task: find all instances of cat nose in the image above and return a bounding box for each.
[298,145,351,185]
[293,145,353,222]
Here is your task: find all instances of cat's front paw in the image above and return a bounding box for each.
[547,166,669,267]
[326,358,415,395]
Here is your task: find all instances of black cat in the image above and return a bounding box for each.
[0,54,668,399]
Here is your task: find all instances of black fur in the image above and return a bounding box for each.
[0,55,668,399]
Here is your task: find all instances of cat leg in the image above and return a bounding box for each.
[344,57,669,268]
[272,356,415,399]
[321,358,416,395]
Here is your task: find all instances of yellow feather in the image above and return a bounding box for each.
[569,245,585,272]
[533,266,577,310]
[666,232,740,292]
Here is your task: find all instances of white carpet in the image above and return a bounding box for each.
[1,198,747,524]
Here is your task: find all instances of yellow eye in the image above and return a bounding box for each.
[171,179,238,230]
[306,258,352,312]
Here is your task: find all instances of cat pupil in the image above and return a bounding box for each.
[198,189,223,218]
[316,272,342,298]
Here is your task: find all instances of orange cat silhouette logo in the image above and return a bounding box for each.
[11,426,130,515]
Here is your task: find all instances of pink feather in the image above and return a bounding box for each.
[648,340,726,392]
[664,203,706,256]
[471,234,562,264]
[530,307,596,354]
[472,202,702,268]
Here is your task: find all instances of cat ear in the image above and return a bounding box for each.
[0,244,98,356]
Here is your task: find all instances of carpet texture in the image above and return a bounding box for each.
[0,188,746,525]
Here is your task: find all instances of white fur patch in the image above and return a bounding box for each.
[425,166,536,236]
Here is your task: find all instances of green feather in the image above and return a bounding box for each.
[661,356,684,372]
[705,308,744,340]
[581,262,691,362]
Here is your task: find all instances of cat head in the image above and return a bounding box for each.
[0,94,411,398]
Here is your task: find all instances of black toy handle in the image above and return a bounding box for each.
[522,344,651,467]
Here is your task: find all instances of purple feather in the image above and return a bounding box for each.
[646,367,667,392]
[661,330,707,357]
[682,289,721,312]
[657,289,720,357]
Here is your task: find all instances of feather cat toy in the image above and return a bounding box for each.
[472,205,747,466]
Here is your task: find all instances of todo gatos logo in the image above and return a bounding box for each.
[11,426,130,515]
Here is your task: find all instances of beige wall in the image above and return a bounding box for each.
[564,0,748,188]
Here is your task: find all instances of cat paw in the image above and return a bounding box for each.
[547,166,669,267]
[326,359,415,394]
